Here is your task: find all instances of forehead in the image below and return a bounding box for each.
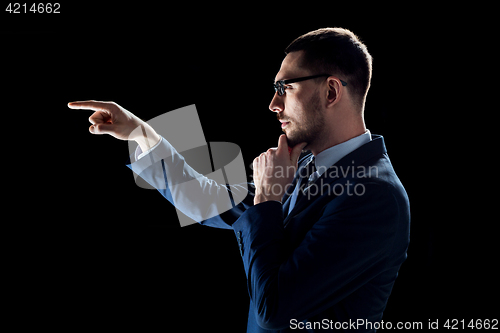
[274,51,310,82]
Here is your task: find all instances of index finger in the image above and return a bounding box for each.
[67,100,113,112]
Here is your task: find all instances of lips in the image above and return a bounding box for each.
[278,114,291,129]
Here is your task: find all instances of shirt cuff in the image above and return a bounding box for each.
[135,136,163,160]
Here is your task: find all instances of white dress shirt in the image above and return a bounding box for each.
[287,130,372,214]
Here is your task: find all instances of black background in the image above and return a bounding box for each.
[3,3,496,331]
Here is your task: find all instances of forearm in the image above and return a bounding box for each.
[232,201,286,328]
[127,137,249,226]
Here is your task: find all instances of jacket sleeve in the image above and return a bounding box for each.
[231,180,408,330]
[125,137,252,229]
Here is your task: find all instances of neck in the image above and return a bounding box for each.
[310,116,366,156]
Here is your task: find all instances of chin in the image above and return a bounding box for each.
[285,134,306,150]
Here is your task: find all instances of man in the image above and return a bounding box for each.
[69,28,410,332]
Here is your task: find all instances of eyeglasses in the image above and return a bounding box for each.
[273,74,347,96]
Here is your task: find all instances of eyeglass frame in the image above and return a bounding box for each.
[273,74,347,96]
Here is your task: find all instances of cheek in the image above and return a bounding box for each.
[290,99,308,123]
[285,97,306,122]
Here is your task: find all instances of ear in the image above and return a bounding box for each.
[326,77,343,107]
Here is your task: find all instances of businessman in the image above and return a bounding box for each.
[69,28,410,332]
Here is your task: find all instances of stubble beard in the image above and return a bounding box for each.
[281,92,324,149]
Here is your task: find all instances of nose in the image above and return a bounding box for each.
[269,92,284,113]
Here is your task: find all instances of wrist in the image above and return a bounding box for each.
[254,192,282,205]
[134,123,161,153]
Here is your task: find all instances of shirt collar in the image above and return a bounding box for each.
[314,130,372,177]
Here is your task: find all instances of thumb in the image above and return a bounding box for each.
[290,142,307,164]
[91,123,115,135]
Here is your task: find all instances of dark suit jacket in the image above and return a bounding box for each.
[200,135,410,332]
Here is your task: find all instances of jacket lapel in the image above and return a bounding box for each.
[283,135,386,226]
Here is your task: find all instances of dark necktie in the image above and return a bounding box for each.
[295,157,316,204]
[285,157,316,216]
[298,157,317,194]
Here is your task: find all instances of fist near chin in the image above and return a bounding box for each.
[253,135,307,205]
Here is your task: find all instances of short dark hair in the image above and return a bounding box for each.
[285,27,372,110]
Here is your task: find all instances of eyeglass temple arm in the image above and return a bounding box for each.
[282,74,347,86]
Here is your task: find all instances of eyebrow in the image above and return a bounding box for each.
[274,77,292,84]
[275,75,319,85]
[274,73,316,84]
[274,72,295,84]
